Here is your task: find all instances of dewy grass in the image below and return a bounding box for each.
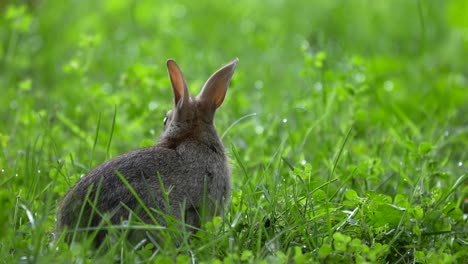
[2,0,468,262]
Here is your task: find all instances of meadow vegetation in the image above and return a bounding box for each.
[1,0,467,262]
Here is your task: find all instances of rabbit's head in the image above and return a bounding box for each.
[158,58,239,148]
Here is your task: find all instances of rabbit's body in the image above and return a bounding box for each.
[59,139,229,229]
[57,58,238,244]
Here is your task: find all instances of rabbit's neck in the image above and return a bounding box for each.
[156,128,224,154]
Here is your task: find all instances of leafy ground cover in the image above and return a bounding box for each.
[1,0,467,262]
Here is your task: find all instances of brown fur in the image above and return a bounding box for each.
[57,58,239,245]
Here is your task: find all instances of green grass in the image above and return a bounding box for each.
[1,0,468,263]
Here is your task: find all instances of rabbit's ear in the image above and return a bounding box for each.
[198,58,239,110]
[167,59,190,107]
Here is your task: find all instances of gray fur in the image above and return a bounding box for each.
[57,58,239,244]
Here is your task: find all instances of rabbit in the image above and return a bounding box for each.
[57,58,239,245]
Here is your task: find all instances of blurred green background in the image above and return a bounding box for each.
[2,0,467,159]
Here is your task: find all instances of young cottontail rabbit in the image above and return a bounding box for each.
[57,58,239,244]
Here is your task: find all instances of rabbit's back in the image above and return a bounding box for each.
[58,142,229,232]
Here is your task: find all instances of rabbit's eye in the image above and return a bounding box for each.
[163,110,173,128]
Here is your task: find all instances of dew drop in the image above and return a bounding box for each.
[148,101,158,111]
[15,173,18,177]
[354,73,366,83]
[70,60,79,69]
[1,168,4,173]
[384,80,394,92]
[313,82,323,92]
[300,160,307,165]
[254,80,264,90]
[255,125,264,134]
[10,100,18,110]
[282,118,288,123]
[300,40,310,51]
[101,83,112,94]
[458,161,463,167]
[37,169,41,174]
